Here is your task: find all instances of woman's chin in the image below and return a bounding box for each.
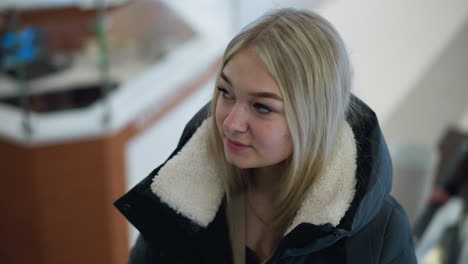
[225,156,253,169]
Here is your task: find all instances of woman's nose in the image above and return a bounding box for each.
[223,105,248,134]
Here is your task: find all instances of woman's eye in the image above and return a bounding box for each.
[217,87,233,99]
[254,103,272,114]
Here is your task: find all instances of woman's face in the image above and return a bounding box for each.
[215,49,293,170]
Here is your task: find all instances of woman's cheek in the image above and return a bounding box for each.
[215,101,227,131]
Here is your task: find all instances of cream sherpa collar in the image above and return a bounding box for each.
[151,118,357,233]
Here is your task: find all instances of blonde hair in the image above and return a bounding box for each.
[208,8,353,230]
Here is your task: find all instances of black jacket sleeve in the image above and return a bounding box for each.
[128,234,161,264]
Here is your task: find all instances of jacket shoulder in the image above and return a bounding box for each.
[378,196,417,264]
[128,234,160,264]
[344,195,416,264]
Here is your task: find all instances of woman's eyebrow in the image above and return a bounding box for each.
[250,92,283,102]
[221,71,283,101]
[220,72,232,85]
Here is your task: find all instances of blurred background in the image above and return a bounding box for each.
[0,0,466,263]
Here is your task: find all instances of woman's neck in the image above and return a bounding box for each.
[245,165,286,262]
[248,163,285,197]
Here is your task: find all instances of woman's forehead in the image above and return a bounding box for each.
[221,50,282,98]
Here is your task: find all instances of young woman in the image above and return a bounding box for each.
[115,8,417,264]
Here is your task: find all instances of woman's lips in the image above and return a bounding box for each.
[225,138,250,151]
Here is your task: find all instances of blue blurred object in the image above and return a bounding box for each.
[0,25,71,80]
[1,26,43,69]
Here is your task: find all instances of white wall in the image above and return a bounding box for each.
[318,0,468,124]
[383,19,468,146]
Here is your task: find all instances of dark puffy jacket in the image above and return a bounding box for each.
[114,96,417,264]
